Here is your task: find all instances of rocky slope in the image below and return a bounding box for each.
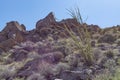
[0,12,120,80]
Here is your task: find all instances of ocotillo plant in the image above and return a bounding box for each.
[65,7,94,66]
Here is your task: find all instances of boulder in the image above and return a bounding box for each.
[0,31,25,52]
[36,12,56,38]
[14,31,25,43]
[2,21,25,39]
[2,21,26,33]
[0,38,17,51]
[36,12,56,30]
[0,21,26,52]
[0,21,26,41]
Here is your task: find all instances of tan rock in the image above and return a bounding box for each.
[20,24,26,32]
[0,38,17,51]
[36,12,56,30]
[14,31,25,43]
[0,30,25,52]
[0,21,26,43]
[2,21,26,33]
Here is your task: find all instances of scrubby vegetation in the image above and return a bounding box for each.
[65,8,94,66]
[0,8,120,80]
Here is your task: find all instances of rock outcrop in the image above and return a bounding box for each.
[35,12,101,39]
[36,12,56,38]
[36,12,79,39]
[0,21,26,52]
[1,12,120,80]
[0,12,102,53]
[0,38,17,52]
[2,21,26,33]
[36,12,56,30]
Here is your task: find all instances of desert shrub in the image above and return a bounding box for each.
[53,62,70,76]
[93,71,111,80]
[91,40,96,47]
[0,58,32,80]
[117,40,120,46]
[65,7,94,66]
[92,48,104,65]
[98,34,116,44]
[65,54,78,67]
[13,78,24,80]
[103,59,116,74]
[116,58,120,65]
[0,52,13,64]
[104,50,114,59]
[26,73,46,80]
[53,38,79,56]
[93,67,120,80]
[92,33,101,39]
[113,28,118,33]
[37,61,54,78]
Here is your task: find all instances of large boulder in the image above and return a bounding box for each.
[0,21,26,41]
[36,12,56,30]
[2,21,26,33]
[0,31,25,52]
[36,12,56,38]
[0,21,26,52]
[14,31,25,43]
[0,38,17,52]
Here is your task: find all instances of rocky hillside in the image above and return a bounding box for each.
[0,12,120,80]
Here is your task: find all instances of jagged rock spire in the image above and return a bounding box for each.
[36,12,56,30]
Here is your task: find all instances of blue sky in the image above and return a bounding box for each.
[0,0,120,31]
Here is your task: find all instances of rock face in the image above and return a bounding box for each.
[36,12,56,38]
[36,12,56,30]
[1,12,120,80]
[35,12,101,39]
[35,12,80,39]
[0,32,8,43]
[2,21,26,33]
[0,38,17,52]
[0,12,102,53]
[0,21,26,52]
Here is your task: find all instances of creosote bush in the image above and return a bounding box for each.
[117,40,120,46]
[93,67,120,80]
[104,50,114,59]
[98,34,116,44]
[65,7,94,66]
